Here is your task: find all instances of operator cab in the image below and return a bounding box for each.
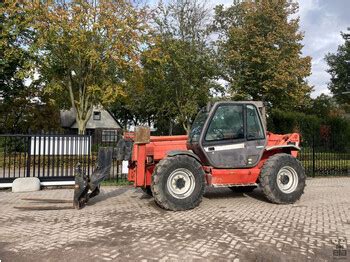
[187,101,267,169]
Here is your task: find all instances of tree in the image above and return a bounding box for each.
[309,94,342,118]
[142,0,217,134]
[213,0,312,110]
[325,29,350,112]
[109,68,156,129]
[0,1,60,133]
[28,0,149,134]
[0,1,32,133]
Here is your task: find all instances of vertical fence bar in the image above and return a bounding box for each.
[26,136,31,177]
[75,135,78,173]
[312,132,315,178]
[48,135,51,177]
[33,135,36,177]
[60,135,63,177]
[38,135,41,178]
[70,136,73,177]
[53,136,56,177]
[56,136,59,177]
[83,136,86,175]
[13,138,16,178]
[8,137,11,178]
[18,137,22,178]
[2,136,6,178]
[65,136,68,177]
[43,135,46,178]
[88,135,91,177]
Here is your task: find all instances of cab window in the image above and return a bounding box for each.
[205,105,244,141]
[246,104,264,140]
[189,108,208,143]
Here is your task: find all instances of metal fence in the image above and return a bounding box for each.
[298,129,350,177]
[1,130,349,185]
[0,133,125,184]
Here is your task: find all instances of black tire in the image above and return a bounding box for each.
[229,186,256,193]
[141,186,153,196]
[151,155,205,211]
[259,153,306,204]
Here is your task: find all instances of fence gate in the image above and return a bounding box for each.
[0,134,91,185]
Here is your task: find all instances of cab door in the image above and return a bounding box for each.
[199,103,266,169]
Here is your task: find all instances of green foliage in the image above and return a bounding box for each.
[325,29,350,111]
[213,0,312,110]
[111,0,218,135]
[28,0,149,134]
[109,68,156,129]
[101,178,132,186]
[268,109,350,152]
[0,1,60,133]
[309,94,341,118]
[142,38,217,134]
[268,108,320,146]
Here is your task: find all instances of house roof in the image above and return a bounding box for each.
[60,107,123,129]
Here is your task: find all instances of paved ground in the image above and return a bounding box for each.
[0,177,349,262]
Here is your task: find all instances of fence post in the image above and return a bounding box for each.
[312,131,315,178]
[88,135,91,178]
[26,136,31,177]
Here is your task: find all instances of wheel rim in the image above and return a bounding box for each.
[276,166,299,194]
[167,168,195,199]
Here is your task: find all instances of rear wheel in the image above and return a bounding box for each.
[259,153,305,204]
[151,155,205,211]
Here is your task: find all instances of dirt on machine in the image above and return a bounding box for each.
[16,101,306,211]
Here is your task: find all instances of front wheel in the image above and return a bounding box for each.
[259,153,305,204]
[151,155,205,211]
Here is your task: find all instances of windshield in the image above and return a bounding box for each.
[188,108,208,143]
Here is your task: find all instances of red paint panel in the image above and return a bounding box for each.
[135,144,146,187]
[210,168,261,185]
[129,138,187,185]
[145,140,188,161]
[267,132,300,147]
[145,165,154,186]
[150,135,188,142]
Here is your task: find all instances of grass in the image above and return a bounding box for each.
[101,178,132,186]
[301,160,350,169]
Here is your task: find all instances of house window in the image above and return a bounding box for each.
[93,111,101,120]
[102,130,118,142]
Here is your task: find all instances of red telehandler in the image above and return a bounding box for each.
[17,101,306,211]
[108,101,306,211]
